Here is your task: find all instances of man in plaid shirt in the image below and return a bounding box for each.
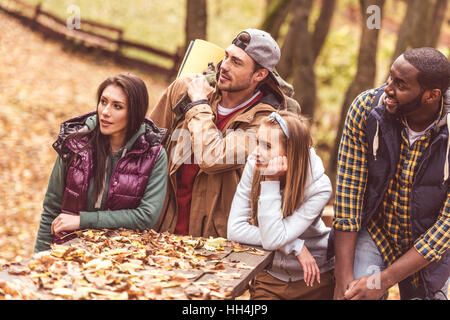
[333,47,450,300]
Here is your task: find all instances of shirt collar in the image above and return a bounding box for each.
[400,97,445,133]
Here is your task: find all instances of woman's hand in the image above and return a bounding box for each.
[51,213,80,236]
[296,245,321,287]
[261,156,288,181]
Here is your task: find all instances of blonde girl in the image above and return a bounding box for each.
[228,110,334,299]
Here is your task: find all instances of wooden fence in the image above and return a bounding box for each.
[0,0,181,79]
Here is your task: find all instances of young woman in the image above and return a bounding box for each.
[34,73,168,252]
[227,110,335,299]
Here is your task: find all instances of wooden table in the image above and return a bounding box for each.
[0,230,274,300]
[192,243,274,299]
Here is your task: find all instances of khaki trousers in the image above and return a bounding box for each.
[250,270,335,300]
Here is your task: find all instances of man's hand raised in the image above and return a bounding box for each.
[187,74,214,103]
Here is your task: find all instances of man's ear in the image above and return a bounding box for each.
[425,88,442,104]
[254,69,269,82]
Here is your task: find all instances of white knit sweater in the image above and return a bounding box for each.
[227,148,335,282]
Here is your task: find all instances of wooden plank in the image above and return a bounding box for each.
[195,245,274,299]
[81,19,122,33]
[69,26,119,45]
[0,1,33,19]
[37,10,66,26]
[113,54,173,76]
[37,12,117,45]
[120,39,177,60]
[227,250,274,299]
[35,16,118,51]
[36,12,122,50]
[8,0,35,10]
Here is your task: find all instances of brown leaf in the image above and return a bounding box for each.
[210,263,226,271]
[8,264,30,276]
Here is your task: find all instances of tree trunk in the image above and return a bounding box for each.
[389,0,446,76]
[312,0,337,61]
[328,0,385,184]
[389,0,423,67]
[276,6,298,79]
[185,0,207,52]
[278,0,337,77]
[261,0,293,40]
[291,0,316,119]
[409,0,434,49]
[428,0,448,47]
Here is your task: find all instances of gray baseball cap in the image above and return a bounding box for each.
[232,28,281,72]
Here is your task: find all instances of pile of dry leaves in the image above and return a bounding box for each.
[0,229,265,300]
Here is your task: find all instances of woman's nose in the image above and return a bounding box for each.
[102,104,111,116]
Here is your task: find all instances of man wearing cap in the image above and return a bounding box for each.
[150,29,287,238]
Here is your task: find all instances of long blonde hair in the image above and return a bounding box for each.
[250,111,312,223]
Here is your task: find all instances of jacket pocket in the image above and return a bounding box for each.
[61,187,80,214]
[108,194,141,210]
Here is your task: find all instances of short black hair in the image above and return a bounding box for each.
[403,47,450,94]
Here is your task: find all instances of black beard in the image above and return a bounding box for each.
[218,69,254,93]
[388,89,424,119]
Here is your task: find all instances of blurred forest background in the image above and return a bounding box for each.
[0,0,449,299]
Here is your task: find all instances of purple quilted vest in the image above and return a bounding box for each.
[52,111,166,243]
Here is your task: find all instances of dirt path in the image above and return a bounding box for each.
[0,11,169,264]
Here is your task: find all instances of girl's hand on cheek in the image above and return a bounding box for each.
[261,156,287,181]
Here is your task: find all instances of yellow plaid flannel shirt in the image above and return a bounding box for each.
[333,87,450,269]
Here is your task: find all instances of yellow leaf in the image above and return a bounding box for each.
[205,237,227,248]
[117,262,143,273]
[30,272,51,279]
[83,258,113,271]
[84,230,95,238]
[51,287,75,298]
[162,282,180,288]
[50,245,68,258]
[103,248,129,256]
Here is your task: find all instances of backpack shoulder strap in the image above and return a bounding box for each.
[371,84,387,110]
